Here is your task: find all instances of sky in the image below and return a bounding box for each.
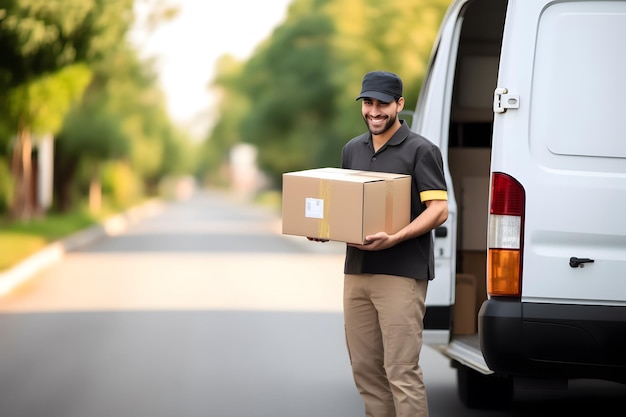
[130,0,293,139]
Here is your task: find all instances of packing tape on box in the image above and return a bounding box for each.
[317,179,331,239]
[385,179,394,233]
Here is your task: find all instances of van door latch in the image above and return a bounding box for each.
[493,88,520,113]
[569,257,595,268]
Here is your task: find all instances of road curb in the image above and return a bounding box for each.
[0,200,164,297]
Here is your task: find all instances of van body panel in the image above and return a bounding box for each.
[493,0,626,305]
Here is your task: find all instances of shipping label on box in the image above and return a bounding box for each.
[281,168,411,244]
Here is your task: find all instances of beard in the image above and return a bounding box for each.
[363,113,397,136]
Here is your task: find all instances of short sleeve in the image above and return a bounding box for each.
[415,145,448,203]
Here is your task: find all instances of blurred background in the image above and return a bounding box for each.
[4,3,626,416]
[0,0,450,256]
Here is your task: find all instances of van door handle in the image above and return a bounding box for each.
[569,257,594,268]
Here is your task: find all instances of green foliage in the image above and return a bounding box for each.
[158,127,199,177]
[0,157,14,212]
[53,41,196,210]
[6,64,92,134]
[100,161,141,208]
[0,0,134,88]
[0,210,97,271]
[0,0,137,219]
[0,123,11,156]
[0,232,47,272]
[238,5,338,186]
[204,0,451,189]
[88,46,197,190]
[60,99,129,160]
[198,56,248,185]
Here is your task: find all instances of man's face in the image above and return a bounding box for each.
[361,97,404,135]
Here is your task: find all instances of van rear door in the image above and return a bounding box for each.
[492,0,626,304]
[410,1,468,344]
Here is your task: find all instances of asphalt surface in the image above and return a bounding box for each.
[0,189,624,417]
[0,190,360,417]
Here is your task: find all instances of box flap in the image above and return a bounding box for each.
[284,168,409,183]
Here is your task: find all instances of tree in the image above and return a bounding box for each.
[0,0,134,219]
[203,0,451,190]
[54,44,192,212]
[5,64,92,217]
[199,55,251,186]
[237,4,338,187]
[56,97,129,213]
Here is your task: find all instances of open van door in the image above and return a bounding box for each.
[412,0,507,347]
[410,1,466,345]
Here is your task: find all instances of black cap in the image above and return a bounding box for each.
[356,71,403,103]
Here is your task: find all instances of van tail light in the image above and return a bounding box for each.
[487,173,525,297]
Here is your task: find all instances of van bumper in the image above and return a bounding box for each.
[478,299,626,382]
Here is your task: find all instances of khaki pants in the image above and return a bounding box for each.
[344,274,429,417]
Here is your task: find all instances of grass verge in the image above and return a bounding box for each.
[0,212,99,272]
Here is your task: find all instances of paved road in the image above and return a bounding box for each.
[0,190,359,417]
[0,190,624,417]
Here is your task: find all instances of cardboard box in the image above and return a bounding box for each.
[281,168,411,244]
[453,273,477,335]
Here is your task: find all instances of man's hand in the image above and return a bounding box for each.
[349,199,448,251]
[348,232,395,251]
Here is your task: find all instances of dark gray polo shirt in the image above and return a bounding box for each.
[341,121,448,280]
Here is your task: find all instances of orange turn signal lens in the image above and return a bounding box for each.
[487,248,521,296]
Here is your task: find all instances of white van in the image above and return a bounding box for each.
[414,0,626,408]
